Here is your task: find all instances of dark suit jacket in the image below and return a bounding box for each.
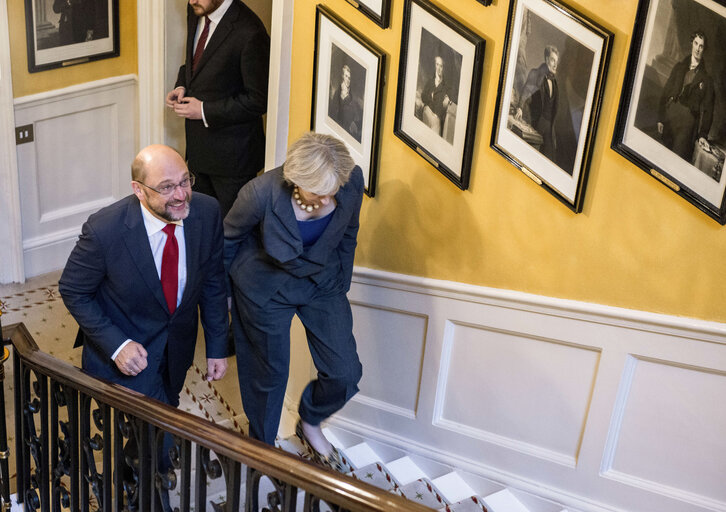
[658,56,714,141]
[223,165,364,307]
[175,1,270,179]
[59,193,228,404]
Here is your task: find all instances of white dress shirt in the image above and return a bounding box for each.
[111,203,188,360]
[193,0,234,127]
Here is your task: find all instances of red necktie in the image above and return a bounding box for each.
[192,16,210,72]
[161,224,179,314]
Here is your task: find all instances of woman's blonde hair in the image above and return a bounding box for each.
[283,132,355,196]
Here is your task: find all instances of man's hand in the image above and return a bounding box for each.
[166,86,186,108]
[206,358,227,381]
[657,122,664,135]
[173,97,203,120]
[114,342,148,377]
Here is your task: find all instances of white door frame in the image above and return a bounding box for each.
[0,0,25,283]
[138,0,292,167]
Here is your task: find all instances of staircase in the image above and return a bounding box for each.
[186,413,579,512]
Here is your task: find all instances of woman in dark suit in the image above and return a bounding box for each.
[224,132,363,472]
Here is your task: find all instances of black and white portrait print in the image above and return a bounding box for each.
[328,43,366,143]
[414,28,462,145]
[508,8,594,176]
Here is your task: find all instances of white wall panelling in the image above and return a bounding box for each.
[13,75,137,278]
[292,268,726,512]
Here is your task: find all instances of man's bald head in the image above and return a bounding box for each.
[131,145,186,183]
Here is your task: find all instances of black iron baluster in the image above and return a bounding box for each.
[13,349,25,505]
[169,436,191,512]
[113,410,125,512]
[79,395,90,512]
[197,446,225,511]
[23,369,43,511]
[216,454,242,512]
[0,344,11,510]
[39,374,50,512]
[99,404,112,512]
[151,426,177,512]
[136,417,152,512]
[81,396,107,511]
[50,381,71,512]
[245,467,262,512]
[263,475,297,512]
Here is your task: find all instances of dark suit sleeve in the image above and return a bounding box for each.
[202,27,270,127]
[58,221,129,360]
[199,204,230,359]
[337,167,364,291]
[175,63,187,90]
[223,178,264,272]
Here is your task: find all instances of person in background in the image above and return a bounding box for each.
[657,29,714,162]
[166,0,270,218]
[59,144,229,511]
[224,132,363,472]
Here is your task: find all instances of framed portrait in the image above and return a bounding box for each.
[312,5,386,197]
[394,0,485,190]
[491,0,612,212]
[348,0,392,29]
[612,0,726,224]
[24,0,120,73]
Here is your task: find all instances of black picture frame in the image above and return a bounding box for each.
[491,0,612,212]
[312,5,386,197]
[612,0,726,224]
[393,0,485,190]
[347,0,392,29]
[25,0,120,73]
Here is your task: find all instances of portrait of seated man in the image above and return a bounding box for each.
[513,44,560,162]
[413,30,462,145]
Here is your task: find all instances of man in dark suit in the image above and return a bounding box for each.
[657,30,714,162]
[166,0,270,218]
[515,44,560,162]
[59,144,229,404]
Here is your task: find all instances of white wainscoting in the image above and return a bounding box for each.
[291,267,726,512]
[13,75,137,278]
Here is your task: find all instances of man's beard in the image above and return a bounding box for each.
[151,195,191,222]
[192,0,223,16]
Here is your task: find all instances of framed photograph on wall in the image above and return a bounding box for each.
[312,5,386,197]
[349,0,392,29]
[394,0,485,190]
[491,0,612,212]
[25,0,120,72]
[612,0,726,224]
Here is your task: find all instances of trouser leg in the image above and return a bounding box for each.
[296,293,362,426]
[233,287,296,445]
[193,172,255,219]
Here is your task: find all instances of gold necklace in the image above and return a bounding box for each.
[293,186,319,213]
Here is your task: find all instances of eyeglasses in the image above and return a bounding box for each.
[137,174,195,196]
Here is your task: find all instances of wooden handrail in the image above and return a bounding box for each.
[3,322,434,511]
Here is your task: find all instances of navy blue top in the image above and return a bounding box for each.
[297,210,335,248]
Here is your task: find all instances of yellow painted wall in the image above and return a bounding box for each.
[8,0,137,97]
[290,0,726,322]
